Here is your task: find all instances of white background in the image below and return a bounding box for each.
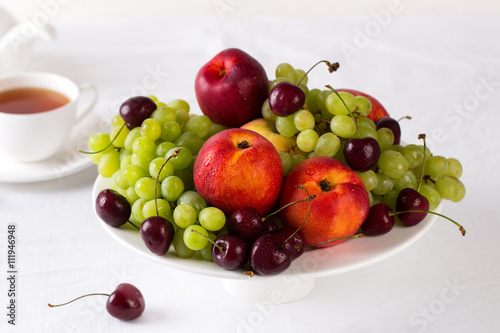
[1,1,500,333]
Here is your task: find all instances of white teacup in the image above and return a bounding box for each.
[0,72,97,163]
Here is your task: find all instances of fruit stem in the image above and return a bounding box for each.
[398,116,412,122]
[127,220,140,230]
[325,84,360,138]
[282,185,315,246]
[302,233,365,248]
[190,229,222,252]
[297,60,339,86]
[154,149,181,216]
[417,134,426,192]
[264,184,316,219]
[390,210,466,236]
[48,293,110,308]
[79,123,126,154]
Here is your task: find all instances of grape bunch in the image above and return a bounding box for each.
[261,61,466,215]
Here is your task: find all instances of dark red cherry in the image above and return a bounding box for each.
[343,137,381,172]
[250,233,292,276]
[396,188,430,226]
[140,216,175,255]
[227,206,266,244]
[95,189,131,227]
[273,228,306,259]
[269,81,305,116]
[212,234,249,271]
[362,203,395,236]
[119,96,157,129]
[376,117,401,145]
[106,283,145,321]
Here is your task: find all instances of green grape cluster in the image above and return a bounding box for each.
[264,62,466,211]
[87,96,228,259]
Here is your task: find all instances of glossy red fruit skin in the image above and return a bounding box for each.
[106,283,145,321]
[195,48,269,127]
[343,137,381,172]
[361,203,395,236]
[95,189,131,227]
[268,81,306,116]
[140,216,175,255]
[227,206,266,244]
[212,234,249,271]
[396,188,430,226]
[250,233,292,276]
[272,228,306,260]
[119,96,157,129]
[376,117,401,145]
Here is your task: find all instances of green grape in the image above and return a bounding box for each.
[378,150,409,179]
[275,63,297,83]
[112,114,125,127]
[156,141,177,157]
[425,156,448,180]
[165,147,192,170]
[161,175,185,201]
[174,132,205,155]
[355,96,372,116]
[296,129,319,152]
[261,99,276,122]
[295,68,307,85]
[330,115,356,138]
[356,117,376,130]
[294,110,315,131]
[316,90,333,119]
[177,190,206,214]
[418,184,441,210]
[98,151,120,178]
[122,164,148,187]
[131,198,147,223]
[290,153,307,169]
[382,188,401,211]
[356,170,378,192]
[434,176,460,201]
[298,83,309,95]
[109,125,130,148]
[149,157,174,181]
[155,101,167,108]
[371,193,383,206]
[130,150,155,171]
[184,225,209,251]
[126,186,140,204]
[146,95,158,102]
[120,148,131,160]
[199,207,226,232]
[167,99,190,112]
[120,154,132,170]
[314,132,340,158]
[279,152,292,177]
[390,145,404,153]
[173,204,198,228]
[444,158,463,178]
[87,133,114,164]
[174,169,194,190]
[132,136,156,154]
[358,126,378,140]
[275,114,298,137]
[372,173,394,196]
[377,127,395,151]
[325,91,356,116]
[173,229,196,258]
[151,106,176,124]
[142,198,171,220]
[333,141,347,165]
[451,178,466,202]
[183,115,212,138]
[175,109,190,128]
[401,144,424,169]
[200,232,216,261]
[204,123,229,140]
[305,88,320,113]
[140,118,162,141]
[393,170,418,190]
[112,170,128,189]
[124,127,142,153]
[135,177,161,200]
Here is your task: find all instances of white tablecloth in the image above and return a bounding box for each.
[1,13,499,333]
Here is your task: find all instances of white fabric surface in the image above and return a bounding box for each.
[0,13,499,333]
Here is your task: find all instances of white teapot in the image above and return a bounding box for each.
[0,5,56,77]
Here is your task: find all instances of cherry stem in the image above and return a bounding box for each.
[325,84,360,138]
[264,184,316,219]
[398,115,412,122]
[282,185,315,246]
[79,123,126,154]
[127,220,140,230]
[154,149,181,216]
[302,233,365,248]
[190,229,223,252]
[48,293,110,308]
[390,210,466,236]
[297,60,339,86]
[417,133,426,192]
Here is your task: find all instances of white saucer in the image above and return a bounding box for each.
[92,175,440,303]
[0,112,104,183]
